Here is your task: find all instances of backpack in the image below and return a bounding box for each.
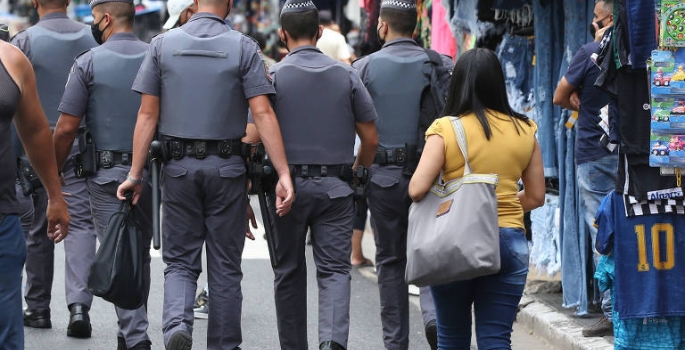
[419,49,453,152]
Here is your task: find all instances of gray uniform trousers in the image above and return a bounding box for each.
[366,165,435,350]
[160,155,247,350]
[19,143,96,312]
[272,177,355,350]
[85,165,152,347]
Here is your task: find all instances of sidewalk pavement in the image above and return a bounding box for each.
[358,228,615,350]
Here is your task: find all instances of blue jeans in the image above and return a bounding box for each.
[577,155,618,320]
[430,228,529,350]
[0,215,27,350]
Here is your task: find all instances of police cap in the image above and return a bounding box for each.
[280,0,317,16]
[380,0,417,12]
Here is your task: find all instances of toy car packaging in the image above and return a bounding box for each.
[650,50,685,167]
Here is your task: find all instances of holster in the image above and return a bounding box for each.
[16,158,42,196]
[402,143,419,176]
[73,129,97,178]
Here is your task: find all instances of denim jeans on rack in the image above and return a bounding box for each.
[533,0,564,177]
[497,35,536,117]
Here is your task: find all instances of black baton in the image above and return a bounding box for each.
[149,140,163,250]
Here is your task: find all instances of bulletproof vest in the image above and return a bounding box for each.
[158,28,248,140]
[273,63,355,164]
[27,25,96,127]
[365,51,430,149]
[87,46,146,152]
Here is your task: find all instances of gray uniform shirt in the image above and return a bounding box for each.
[59,33,148,118]
[353,38,453,82]
[10,12,88,59]
[268,46,376,164]
[352,38,454,148]
[132,12,274,99]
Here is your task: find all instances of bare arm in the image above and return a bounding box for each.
[116,93,159,204]
[52,113,81,169]
[7,43,70,242]
[552,76,579,111]
[249,94,294,215]
[408,134,445,202]
[517,140,545,212]
[353,120,378,169]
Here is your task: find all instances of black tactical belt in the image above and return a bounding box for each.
[292,164,347,178]
[98,151,132,169]
[165,138,243,160]
[374,147,407,165]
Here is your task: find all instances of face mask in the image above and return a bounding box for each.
[589,16,608,38]
[91,18,104,45]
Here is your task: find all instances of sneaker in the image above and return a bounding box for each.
[193,304,208,319]
[193,289,208,309]
[582,316,613,337]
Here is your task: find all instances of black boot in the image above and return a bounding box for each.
[67,303,92,338]
[319,340,346,350]
[23,309,51,329]
[425,319,438,350]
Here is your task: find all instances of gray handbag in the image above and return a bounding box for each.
[405,117,501,287]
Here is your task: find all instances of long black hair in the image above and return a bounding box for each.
[443,48,530,140]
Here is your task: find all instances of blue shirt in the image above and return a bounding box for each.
[596,191,685,319]
[564,41,615,164]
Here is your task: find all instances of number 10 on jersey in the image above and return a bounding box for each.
[635,223,675,272]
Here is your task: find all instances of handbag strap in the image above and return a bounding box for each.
[449,117,471,176]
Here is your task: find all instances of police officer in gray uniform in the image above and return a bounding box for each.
[10,0,97,337]
[118,0,295,347]
[52,0,152,348]
[352,0,453,349]
[259,1,378,349]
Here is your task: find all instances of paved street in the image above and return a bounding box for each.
[22,197,558,350]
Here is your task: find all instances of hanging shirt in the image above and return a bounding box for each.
[596,191,685,319]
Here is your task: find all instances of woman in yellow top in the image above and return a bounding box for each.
[409,48,545,350]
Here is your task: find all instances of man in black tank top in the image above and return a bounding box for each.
[0,40,70,350]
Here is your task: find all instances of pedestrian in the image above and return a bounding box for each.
[351,0,453,348]
[258,0,378,348]
[408,48,545,350]
[52,0,152,348]
[162,0,196,30]
[316,10,351,64]
[552,0,617,337]
[117,0,295,348]
[0,39,70,350]
[10,0,97,337]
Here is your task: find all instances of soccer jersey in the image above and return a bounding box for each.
[596,191,685,319]
[594,255,685,349]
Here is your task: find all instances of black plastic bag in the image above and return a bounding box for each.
[88,195,145,310]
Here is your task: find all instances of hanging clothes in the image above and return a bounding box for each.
[430,0,455,58]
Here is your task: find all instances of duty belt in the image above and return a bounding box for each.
[373,147,407,165]
[98,151,132,169]
[164,138,243,160]
[292,164,348,178]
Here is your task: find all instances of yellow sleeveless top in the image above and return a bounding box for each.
[426,112,538,229]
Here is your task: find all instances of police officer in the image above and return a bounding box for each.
[118,0,295,347]
[52,0,152,348]
[10,0,97,337]
[0,38,70,350]
[255,1,378,349]
[352,0,453,349]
